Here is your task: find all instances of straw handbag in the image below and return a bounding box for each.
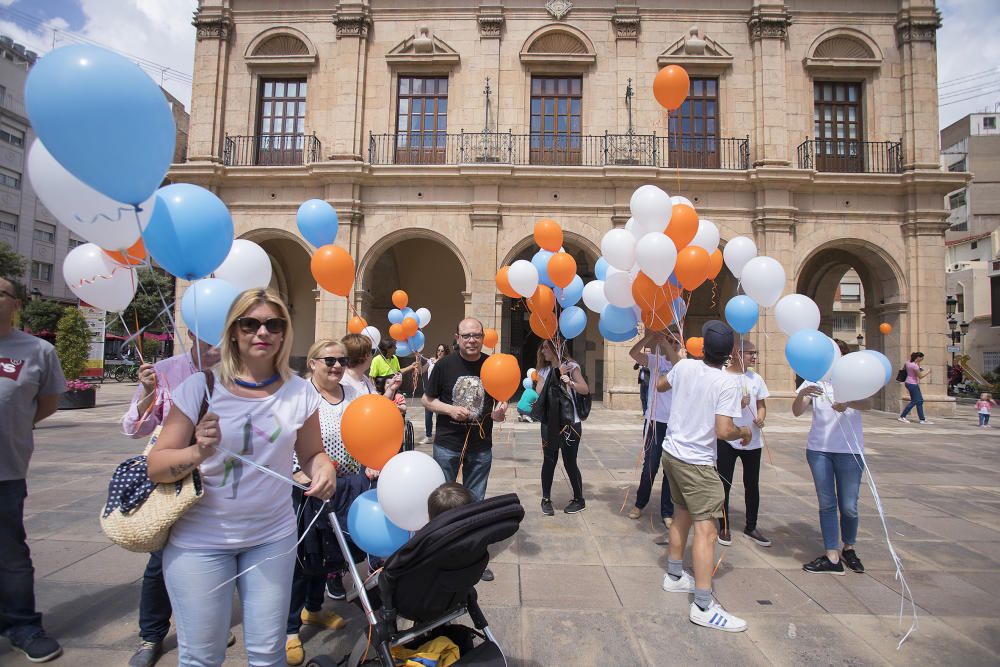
[100,372,214,552]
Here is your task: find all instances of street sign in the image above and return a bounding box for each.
[79,303,107,379]
[947,345,961,353]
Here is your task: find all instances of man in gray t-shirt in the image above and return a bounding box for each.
[0,277,65,662]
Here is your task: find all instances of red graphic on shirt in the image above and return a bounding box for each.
[0,357,24,381]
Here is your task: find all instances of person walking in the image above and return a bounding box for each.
[147,289,336,666]
[419,343,449,444]
[793,339,872,576]
[421,318,507,581]
[0,277,66,663]
[534,338,590,515]
[898,351,933,424]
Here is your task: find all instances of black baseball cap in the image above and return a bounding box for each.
[702,320,734,360]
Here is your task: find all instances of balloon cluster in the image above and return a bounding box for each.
[384,290,431,356]
[521,367,540,390]
[301,200,356,299]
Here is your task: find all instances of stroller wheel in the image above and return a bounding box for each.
[305,656,338,667]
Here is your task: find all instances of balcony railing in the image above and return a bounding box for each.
[797,138,903,174]
[223,134,322,166]
[369,131,750,169]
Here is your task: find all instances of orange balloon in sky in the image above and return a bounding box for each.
[389,323,405,342]
[529,310,558,340]
[666,205,699,251]
[547,252,577,289]
[653,65,690,111]
[879,322,892,335]
[103,238,147,266]
[341,394,405,470]
[311,245,355,297]
[391,290,408,309]
[674,246,711,291]
[685,337,704,358]
[483,328,499,348]
[534,219,563,252]
[527,285,555,313]
[348,316,367,334]
[401,317,419,338]
[495,266,520,299]
[481,353,522,402]
[708,249,724,280]
[531,370,539,382]
[632,272,672,312]
[641,308,673,332]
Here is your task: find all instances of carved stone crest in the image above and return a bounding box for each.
[895,13,941,47]
[747,7,791,42]
[612,14,640,41]
[478,15,504,39]
[194,17,233,42]
[545,0,573,21]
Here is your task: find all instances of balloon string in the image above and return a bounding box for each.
[710,279,717,311]
[69,263,129,289]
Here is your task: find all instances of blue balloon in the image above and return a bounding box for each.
[532,249,555,288]
[25,45,175,205]
[725,295,759,334]
[559,306,588,339]
[671,296,687,322]
[668,272,681,289]
[180,279,240,347]
[557,275,584,308]
[595,257,609,281]
[599,318,638,343]
[409,330,425,353]
[144,184,234,280]
[785,329,835,382]
[400,307,416,321]
[296,199,339,248]
[396,340,413,357]
[522,377,534,390]
[347,490,409,558]
[601,305,637,334]
[387,309,404,324]
[863,350,893,385]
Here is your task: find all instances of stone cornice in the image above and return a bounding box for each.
[333,5,372,39]
[747,7,791,43]
[611,214,630,228]
[193,10,233,42]
[469,212,502,228]
[895,10,941,48]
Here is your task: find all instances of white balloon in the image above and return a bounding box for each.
[604,270,635,307]
[526,366,536,380]
[691,219,720,253]
[415,307,431,328]
[213,239,272,293]
[723,236,758,279]
[624,217,641,240]
[361,325,381,349]
[629,185,672,230]
[582,280,609,313]
[507,260,539,297]
[670,195,693,209]
[601,229,636,270]
[28,140,154,251]
[635,233,678,286]
[63,243,137,312]
[831,352,886,402]
[820,337,843,383]
[740,256,785,307]
[376,451,446,531]
[774,294,821,336]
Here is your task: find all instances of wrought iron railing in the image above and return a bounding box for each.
[660,136,750,170]
[223,133,321,166]
[797,138,903,174]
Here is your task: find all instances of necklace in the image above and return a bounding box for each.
[233,373,281,388]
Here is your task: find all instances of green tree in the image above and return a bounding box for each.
[55,306,92,380]
[0,239,25,281]
[21,299,66,334]
[107,267,176,337]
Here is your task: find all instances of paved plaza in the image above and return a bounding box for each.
[2,382,998,666]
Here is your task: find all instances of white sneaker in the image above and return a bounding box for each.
[689,601,748,632]
[919,420,935,425]
[662,570,695,593]
[897,417,910,423]
[419,436,433,444]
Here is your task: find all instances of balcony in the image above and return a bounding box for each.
[797,138,903,174]
[223,134,322,167]
[368,131,750,169]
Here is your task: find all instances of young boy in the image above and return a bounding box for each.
[516,387,538,422]
[428,482,475,519]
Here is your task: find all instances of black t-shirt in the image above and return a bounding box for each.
[424,352,496,453]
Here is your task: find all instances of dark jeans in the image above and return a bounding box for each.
[900,382,925,421]
[0,479,43,644]
[433,445,492,502]
[540,423,584,500]
[639,381,649,415]
[980,413,991,426]
[715,441,762,532]
[424,409,434,438]
[286,561,325,635]
[139,550,172,642]
[634,421,673,518]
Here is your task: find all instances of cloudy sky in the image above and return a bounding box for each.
[2,0,998,129]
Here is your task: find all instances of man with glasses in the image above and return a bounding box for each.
[0,277,66,662]
[422,318,507,581]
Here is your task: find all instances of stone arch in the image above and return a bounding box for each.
[805,27,883,63]
[357,227,472,295]
[245,26,317,59]
[519,23,597,66]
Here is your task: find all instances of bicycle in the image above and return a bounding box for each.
[114,362,139,383]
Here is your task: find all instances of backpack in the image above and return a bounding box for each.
[896,368,907,383]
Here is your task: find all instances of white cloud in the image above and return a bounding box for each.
[938,0,1000,129]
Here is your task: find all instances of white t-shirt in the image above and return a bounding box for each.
[725,370,770,451]
[168,373,321,549]
[798,380,864,455]
[663,359,741,466]
[342,371,376,395]
[644,354,673,424]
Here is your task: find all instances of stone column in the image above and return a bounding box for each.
[469,212,502,328]
[188,7,233,163]
[478,5,504,132]
[331,3,372,160]
[612,5,640,134]
[896,3,942,170]
[747,2,792,167]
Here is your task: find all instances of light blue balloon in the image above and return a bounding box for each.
[522,377,534,390]
[599,318,638,342]
[863,350,893,385]
[25,45,175,205]
[296,199,339,248]
[532,249,555,288]
[785,329,835,382]
[601,305,637,334]
[347,490,409,558]
[387,309,404,324]
[595,257,609,281]
[559,306,588,339]
[668,272,681,289]
[725,295,759,334]
[180,278,240,347]
[409,330,425,353]
[557,275,584,308]
[143,184,234,280]
[396,340,413,357]
[400,307,416,321]
[671,296,687,322]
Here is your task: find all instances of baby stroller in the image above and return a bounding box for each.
[309,494,524,666]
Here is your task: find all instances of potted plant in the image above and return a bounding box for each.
[55,306,97,409]
[61,378,98,409]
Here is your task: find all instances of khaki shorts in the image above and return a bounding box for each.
[662,451,724,521]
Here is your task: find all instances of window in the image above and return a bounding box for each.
[971,241,979,250]
[530,76,582,165]
[256,78,307,165]
[951,220,969,232]
[984,351,1000,374]
[0,166,20,189]
[0,124,23,147]
[949,158,967,172]
[984,116,997,130]
[949,190,967,209]
[68,237,84,249]
[0,211,15,233]
[33,222,55,244]
[395,76,449,165]
[668,77,719,168]
[839,282,861,302]
[814,81,863,172]
[832,313,857,331]
[31,261,52,282]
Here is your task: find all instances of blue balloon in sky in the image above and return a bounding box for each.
[143,184,234,281]
[180,279,240,347]
[595,257,609,281]
[725,295,759,334]
[557,275,584,308]
[388,309,404,324]
[599,318,638,343]
[296,199,339,248]
[601,305,637,334]
[862,349,893,385]
[347,490,409,558]
[559,306,588,339]
[785,329,835,382]
[532,249,555,288]
[25,45,176,205]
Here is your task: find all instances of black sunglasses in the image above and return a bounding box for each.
[236,317,287,334]
[317,356,349,368]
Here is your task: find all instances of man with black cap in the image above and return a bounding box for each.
[658,320,752,632]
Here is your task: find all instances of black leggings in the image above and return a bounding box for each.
[541,423,584,500]
[715,440,761,532]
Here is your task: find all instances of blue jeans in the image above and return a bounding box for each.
[900,382,925,421]
[424,409,434,438]
[979,413,990,426]
[634,421,673,518]
[138,550,172,642]
[164,532,297,667]
[0,480,43,645]
[806,450,865,551]
[432,445,492,502]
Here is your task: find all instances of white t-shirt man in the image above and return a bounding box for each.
[663,359,741,466]
[725,370,770,451]
[798,380,864,454]
[645,354,673,424]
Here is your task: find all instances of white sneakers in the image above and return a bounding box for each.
[661,570,694,593]
[897,417,909,423]
[689,601,748,632]
[919,420,935,425]
[419,436,433,445]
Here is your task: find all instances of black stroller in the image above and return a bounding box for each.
[309,494,524,666]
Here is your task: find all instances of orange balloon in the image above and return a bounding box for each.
[666,205,699,251]
[348,316,367,334]
[632,272,672,312]
[675,246,711,291]
[527,285,555,313]
[391,290,408,309]
[341,394,405,470]
[879,322,892,335]
[495,266,520,299]
[402,317,419,338]
[685,337,704,358]
[529,310,558,339]
[103,238,147,266]
[481,353,521,402]
[653,65,690,111]
[483,328,499,348]
[311,245,355,297]
[389,323,405,342]
[641,308,673,332]
[708,249,724,280]
[531,370,539,382]
[547,252,577,289]
[534,219,563,252]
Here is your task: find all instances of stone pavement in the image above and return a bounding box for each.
[3,382,999,666]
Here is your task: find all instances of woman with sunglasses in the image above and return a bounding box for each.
[419,343,450,444]
[148,289,336,667]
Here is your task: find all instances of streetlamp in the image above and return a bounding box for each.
[856,333,864,350]
[948,316,959,371]
[946,294,958,318]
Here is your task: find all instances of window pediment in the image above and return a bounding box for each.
[386,26,460,69]
[519,24,596,70]
[804,28,882,74]
[245,27,317,70]
[658,26,733,74]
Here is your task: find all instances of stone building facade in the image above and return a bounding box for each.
[175,0,964,413]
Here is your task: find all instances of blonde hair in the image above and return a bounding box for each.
[217,288,294,384]
[304,339,343,378]
[536,337,573,371]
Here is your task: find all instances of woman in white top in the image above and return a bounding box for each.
[419,343,449,444]
[148,289,336,667]
[341,333,401,404]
